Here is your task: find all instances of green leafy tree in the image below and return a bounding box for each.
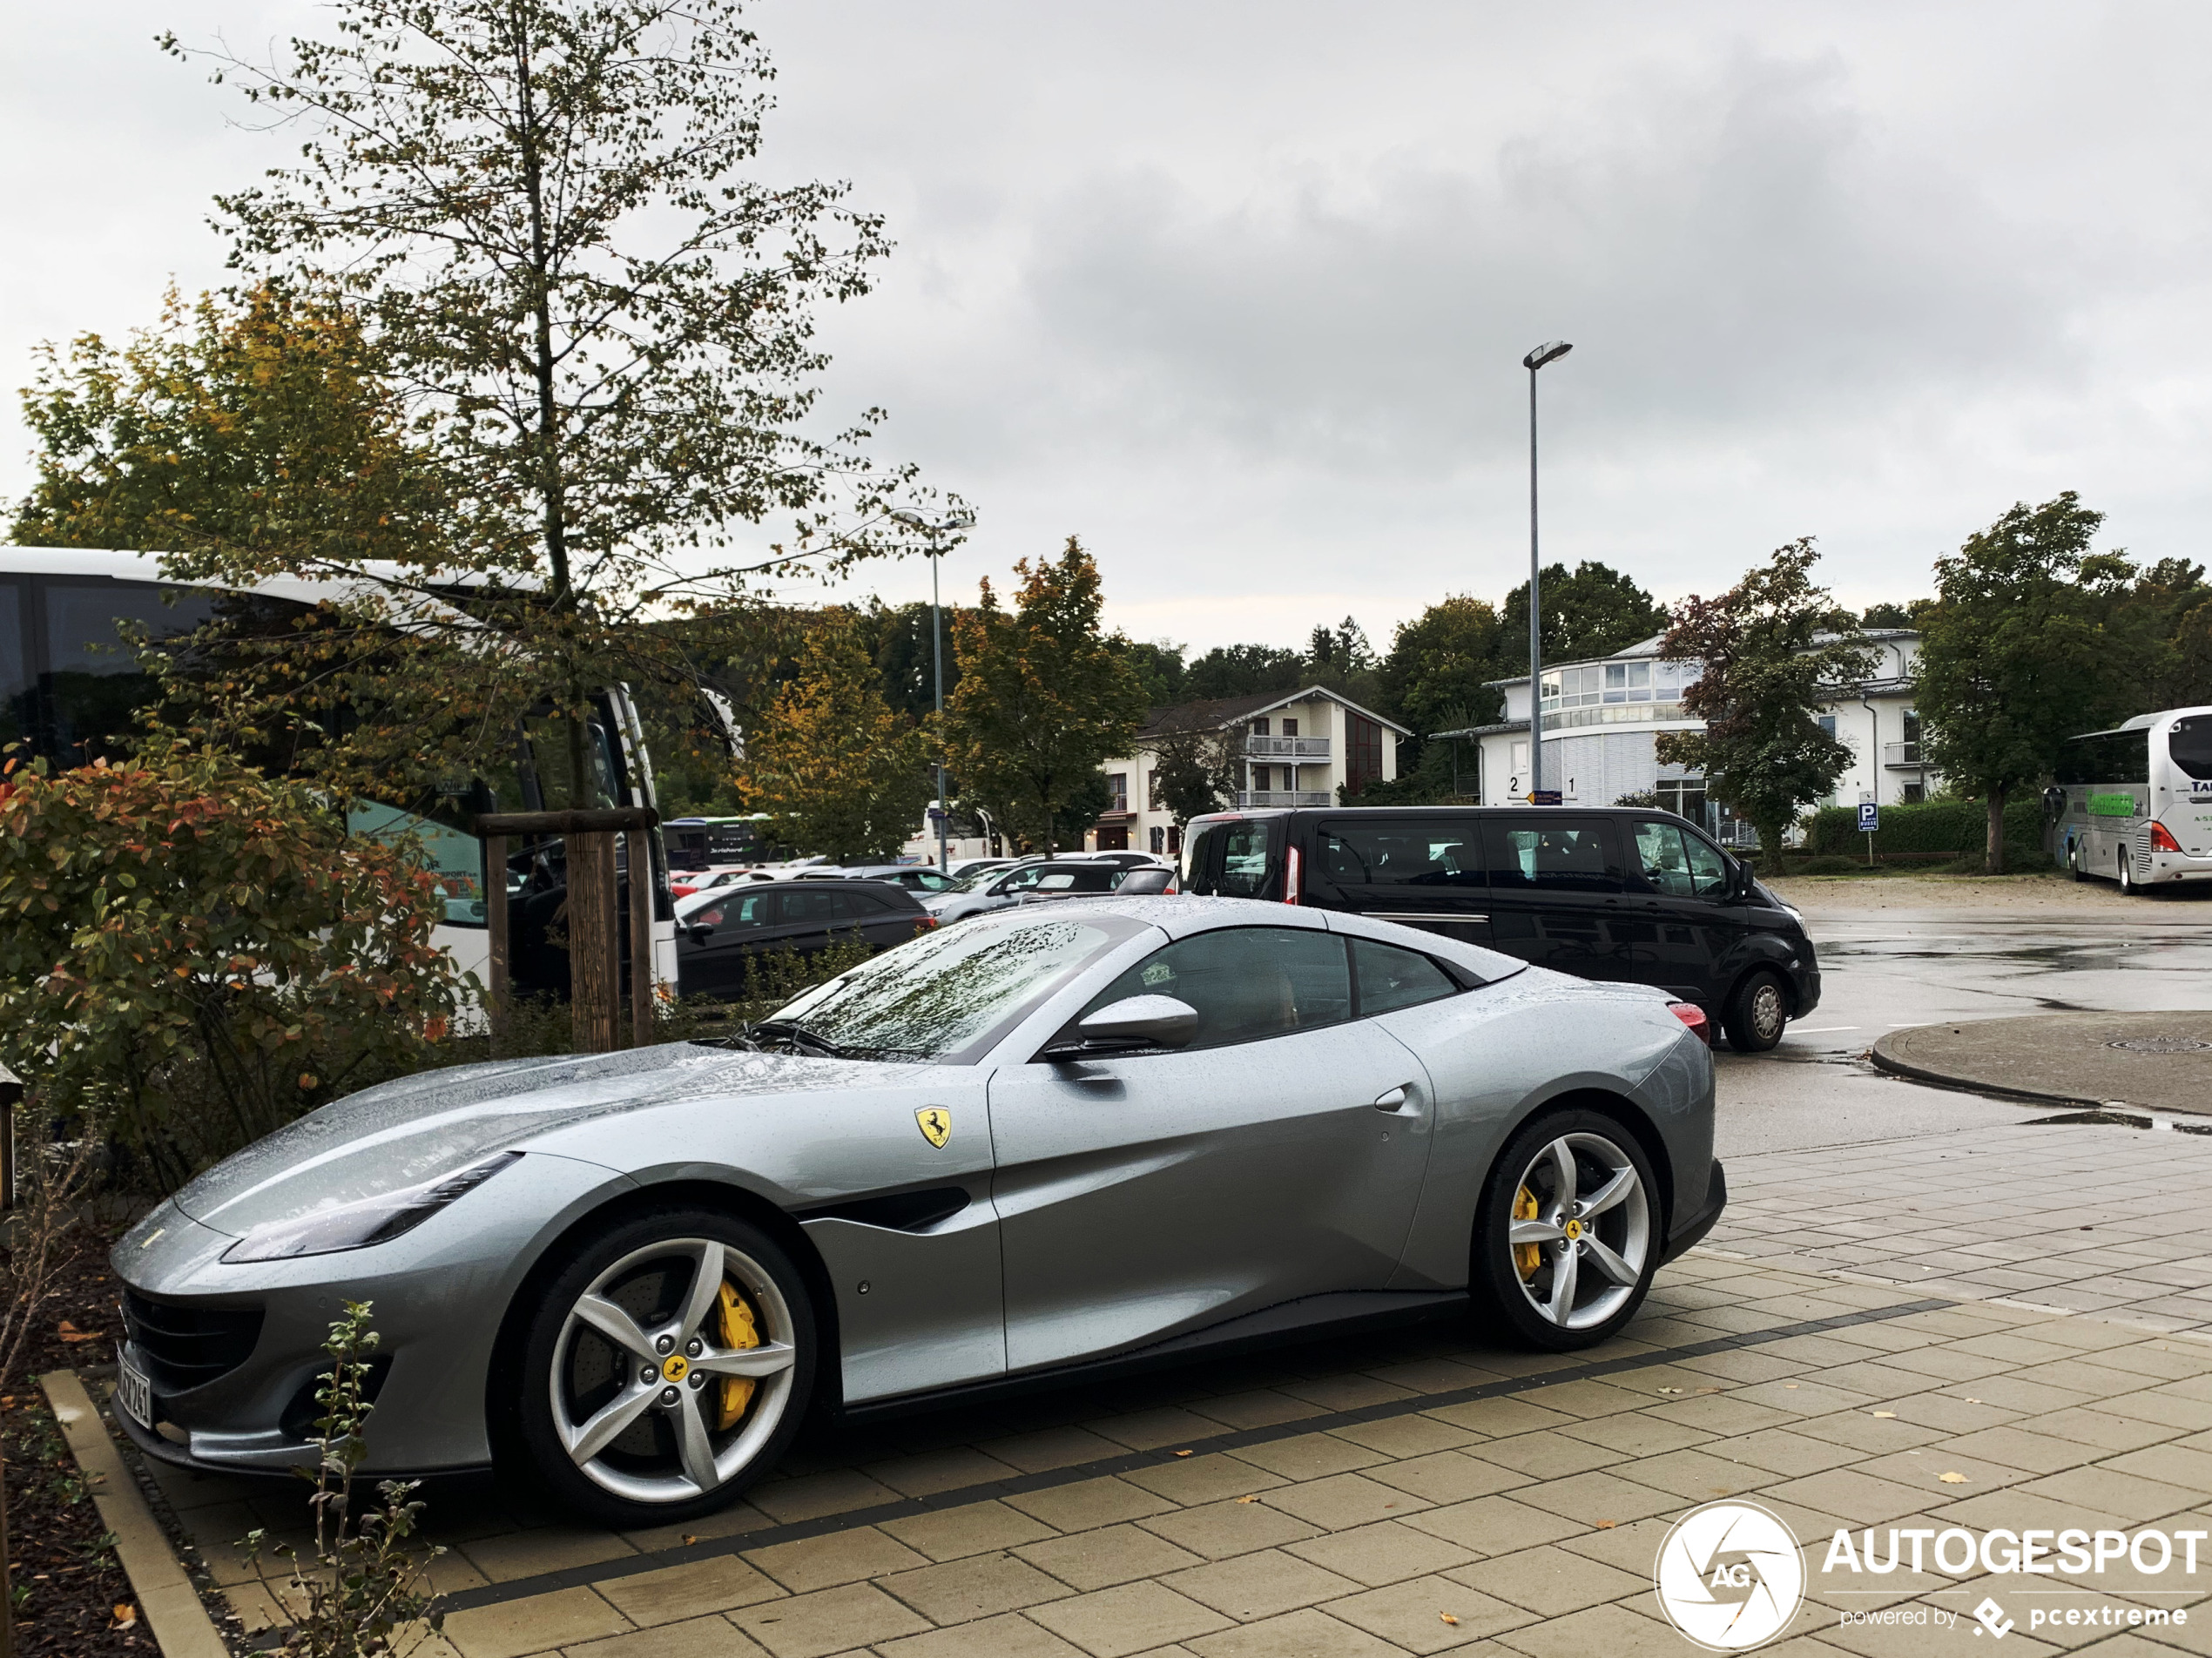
[1113,638,1189,707]
[939,539,1149,853]
[1917,494,2150,873]
[1501,561,1669,671]
[853,598,971,725]
[1146,717,1241,826]
[1656,539,1877,873]
[126,0,938,803]
[1379,595,1507,735]
[737,611,933,862]
[0,744,462,1191]
[1860,600,1932,630]
[1184,643,1307,700]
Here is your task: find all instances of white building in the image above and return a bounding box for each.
[1088,686,1409,855]
[1450,630,1935,840]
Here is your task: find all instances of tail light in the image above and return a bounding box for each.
[1668,1001,1711,1045]
[1283,844,1303,906]
[2150,821,2182,853]
[917,915,940,930]
[671,882,698,898]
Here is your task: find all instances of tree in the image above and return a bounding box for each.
[938,539,1149,853]
[737,611,933,862]
[1184,643,1307,700]
[1917,494,2149,873]
[1379,596,1507,736]
[1656,540,1877,873]
[1861,600,1932,629]
[1501,562,1669,671]
[853,598,971,724]
[1113,638,1189,707]
[1146,716,1241,826]
[141,0,937,803]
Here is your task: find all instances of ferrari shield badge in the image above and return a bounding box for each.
[915,1107,953,1149]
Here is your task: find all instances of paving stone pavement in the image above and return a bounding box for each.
[135,1244,2212,1658]
[1706,1120,2212,1333]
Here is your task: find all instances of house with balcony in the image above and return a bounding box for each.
[1087,687,1409,854]
[1444,629,1934,843]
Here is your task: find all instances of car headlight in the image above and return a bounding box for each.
[219,1152,523,1264]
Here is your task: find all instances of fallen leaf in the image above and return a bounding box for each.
[1236,1495,1258,1504]
[111,1605,138,1630]
[1939,1472,1968,1484]
[681,1534,697,1547]
[1173,1449,1193,1459]
[1871,1411,1897,1419]
[59,1324,106,1344]
[1440,1613,1461,1626]
[1595,1519,1618,1529]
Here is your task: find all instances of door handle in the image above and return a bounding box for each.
[1372,1085,1410,1110]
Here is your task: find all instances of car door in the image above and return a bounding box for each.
[772,884,853,954]
[676,888,778,995]
[1624,819,1746,1005]
[1311,816,1492,946]
[1480,816,1636,979]
[846,886,927,949]
[986,924,1433,1373]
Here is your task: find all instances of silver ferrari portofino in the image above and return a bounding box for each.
[113,898,1723,1524]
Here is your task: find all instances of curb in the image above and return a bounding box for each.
[1867,1032,2103,1109]
[39,1369,233,1658]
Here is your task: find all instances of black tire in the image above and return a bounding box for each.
[1472,1107,1662,1351]
[1723,968,1790,1053]
[515,1207,816,1527]
[2069,841,2087,882]
[2119,849,2140,895]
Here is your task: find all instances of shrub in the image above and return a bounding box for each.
[0,745,464,1192]
[1805,798,2046,866]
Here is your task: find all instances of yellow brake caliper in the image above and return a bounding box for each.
[1513,1185,1541,1280]
[715,1280,761,1431]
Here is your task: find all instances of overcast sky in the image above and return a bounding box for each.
[5,2,2209,652]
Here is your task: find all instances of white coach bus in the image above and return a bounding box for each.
[2050,706,2212,893]
[0,546,683,992]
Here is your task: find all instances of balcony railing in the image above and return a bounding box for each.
[1244,736,1331,758]
[1238,790,1332,808]
[1883,741,1924,768]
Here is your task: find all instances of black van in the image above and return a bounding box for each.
[1179,806,1819,1052]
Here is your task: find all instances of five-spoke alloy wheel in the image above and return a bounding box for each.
[516,1210,814,1525]
[1475,1109,1659,1351]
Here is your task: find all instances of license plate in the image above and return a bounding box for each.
[117,1353,153,1427]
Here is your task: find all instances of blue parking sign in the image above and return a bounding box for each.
[1857,801,1879,833]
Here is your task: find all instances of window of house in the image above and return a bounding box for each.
[1508,740,1529,778]
[1345,713,1384,795]
[1251,765,1271,792]
[1817,715,1838,738]
[1251,718,1270,737]
[1167,826,1183,855]
[1106,772,1128,812]
[1902,784,1926,803]
[1656,778,1706,826]
[1282,718,1298,738]
[1149,826,1165,853]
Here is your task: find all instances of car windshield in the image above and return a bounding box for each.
[758,911,1150,1062]
[941,867,1005,893]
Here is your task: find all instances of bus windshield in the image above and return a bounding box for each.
[2170,715,2212,782]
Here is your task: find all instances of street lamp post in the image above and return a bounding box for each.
[890,508,975,873]
[1521,340,1572,802]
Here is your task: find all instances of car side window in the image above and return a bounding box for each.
[701,892,772,930]
[1352,938,1460,1015]
[1482,818,1624,893]
[1632,821,1695,897]
[1678,832,1732,900]
[779,888,842,926]
[997,867,1044,894]
[1070,927,1352,1051]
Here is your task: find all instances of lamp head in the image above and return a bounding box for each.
[1522,340,1574,371]
[891,507,976,533]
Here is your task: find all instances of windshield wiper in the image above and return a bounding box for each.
[743,1020,851,1059]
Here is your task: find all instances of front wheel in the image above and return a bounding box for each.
[1723,969,1790,1053]
[2069,840,2087,882]
[516,1209,815,1526]
[1472,1109,1660,1351]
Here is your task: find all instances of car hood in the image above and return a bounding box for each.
[165,1042,876,1237]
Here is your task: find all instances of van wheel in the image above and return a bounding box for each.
[1723,970,1789,1053]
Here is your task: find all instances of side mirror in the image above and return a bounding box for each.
[684,922,715,943]
[1040,994,1200,1060]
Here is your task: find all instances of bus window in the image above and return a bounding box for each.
[2170,716,2212,783]
[0,581,26,753]
[347,799,489,926]
[523,709,621,808]
[42,581,219,766]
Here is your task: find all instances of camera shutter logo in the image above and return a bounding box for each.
[1654,1500,1805,1651]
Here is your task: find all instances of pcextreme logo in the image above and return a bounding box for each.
[1654,1502,1806,1651]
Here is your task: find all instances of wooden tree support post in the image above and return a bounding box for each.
[482,834,509,1048]
[475,809,659,1055]
[627,826,656,1046]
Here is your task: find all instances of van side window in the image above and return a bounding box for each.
[1481,819,1624,893]
[1318,822,1483,886]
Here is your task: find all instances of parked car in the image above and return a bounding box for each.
[1181,806,1818,1052]
[1069,851,1170,869]
[948,857,1016,880]
[925,859,1126,922]
[670,865,772,899]
[674,881,931,996]
[796,864,962,896]
[112,897,1721,1527]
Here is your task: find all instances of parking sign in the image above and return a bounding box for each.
[1857,801,1879,833]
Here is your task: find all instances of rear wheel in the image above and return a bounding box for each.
[1723,969,1790,1053]
[2120,849,2140,895]
[2069,839,2087,882]
[1473,1109,1660,1351]
[516,1209,814,1526]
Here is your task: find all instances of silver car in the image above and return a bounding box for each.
[112,899,1723,1527]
